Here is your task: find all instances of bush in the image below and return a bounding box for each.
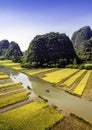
[21,62,31,68]
[31,62,38,68]
[66,64,79,69]
[79,64,92,70]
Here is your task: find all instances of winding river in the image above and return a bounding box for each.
[0,66,92,123]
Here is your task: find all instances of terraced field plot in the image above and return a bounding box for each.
[40,69,92,97]
[23,68,56,75]
[0,100,65,130]
[0,78,13,85]
[42,69,78,83]
[83,71,92,98]
[61,70,86,87]
[0,71,9,79]
[0,60,22,70]
[0,90,29,108]
[73,71,91,96]
[0,70,29,108]
[0,61,92,129]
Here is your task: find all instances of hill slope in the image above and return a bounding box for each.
[23,32,76,68]
[0,40,22,62]
[71,26,92,61]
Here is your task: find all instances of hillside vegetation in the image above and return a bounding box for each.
[22,32,76,68]
[0,40,22,62]
[71,26,92,61]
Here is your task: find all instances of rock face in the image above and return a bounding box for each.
[80,39,92,60]
[24,32,76,68]
[71,26,92,60]
[0,40,23,62]
[71,26,92,50]
[0,40,9,55]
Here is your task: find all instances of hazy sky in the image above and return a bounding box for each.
[0,0,92,51]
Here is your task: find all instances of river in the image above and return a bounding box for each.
[0,66,92,123]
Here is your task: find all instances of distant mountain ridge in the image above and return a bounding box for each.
[0,40,22,62]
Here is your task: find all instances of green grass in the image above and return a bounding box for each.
[0,90,29,108]
[0,101,65,130]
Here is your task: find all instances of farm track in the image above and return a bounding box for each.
[0,91,39,114]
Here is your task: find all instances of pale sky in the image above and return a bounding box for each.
[0,0,92,51]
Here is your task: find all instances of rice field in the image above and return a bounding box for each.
[83,71,92,98]
[0,100,65,130]
[0,60,23,70]
[0,60,92,97]
[0,70,30,108]
[61,70,86,87]
[73,71,91,96]
[23,68,56,75]
[0,82,22,89]
[42,69,78,83]
[0,83,23,94]
[0,72,9,79]
[0,60,92,129]
[39,68,92,97]
[0,90,29,108]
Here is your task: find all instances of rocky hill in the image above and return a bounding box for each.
[23,32,76,68]
[0,40,23,62]
[71,26,92,51]
[71,26,92,60]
